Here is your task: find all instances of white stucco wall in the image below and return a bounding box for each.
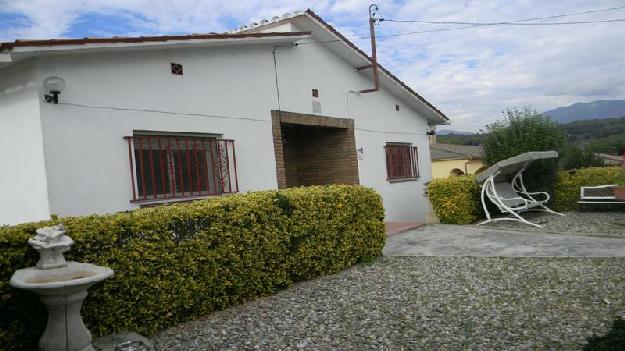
[37,45,280,217]
[275,43,433,221]
[0,61,51,225]
[29,37,436,222]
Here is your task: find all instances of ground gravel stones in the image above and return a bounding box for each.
[482,211,625,237]
[154,257,625,350]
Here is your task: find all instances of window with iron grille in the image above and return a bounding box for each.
[125,134,238,202]
[385,143,419,181]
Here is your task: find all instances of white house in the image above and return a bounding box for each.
[0,10,448,226]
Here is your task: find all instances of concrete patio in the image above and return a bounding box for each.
[384,224,625,257]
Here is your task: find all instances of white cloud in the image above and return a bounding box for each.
[2,0,625,131]
[367,0,625,131]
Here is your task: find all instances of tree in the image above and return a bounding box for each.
[481,107,566,198]
[482,107,565,165]
[559,143,604,171]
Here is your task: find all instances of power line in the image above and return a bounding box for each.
[296,17,625,46]
[382,4,625,25]
[295,5,625,46]
[380,18,625,26]
[379,25,475,38]
[511,5,625,21]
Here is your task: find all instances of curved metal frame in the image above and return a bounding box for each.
[479,163,564,228]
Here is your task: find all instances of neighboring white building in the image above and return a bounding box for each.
[0,10,448,226]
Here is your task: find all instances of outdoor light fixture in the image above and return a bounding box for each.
[43,76,66,104]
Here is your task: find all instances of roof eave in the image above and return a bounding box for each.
[0,32,312,69]
[0,32,311,53]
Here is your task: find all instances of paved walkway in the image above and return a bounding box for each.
[384,224,625,257]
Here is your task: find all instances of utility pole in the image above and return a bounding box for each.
[360,4,380,93]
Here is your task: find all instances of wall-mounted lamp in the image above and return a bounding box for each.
[426,125,436,136]
[43,76,65,104]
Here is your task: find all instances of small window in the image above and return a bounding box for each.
[385,143,419,181]
[125,134,238,201]
[171,63,183,75]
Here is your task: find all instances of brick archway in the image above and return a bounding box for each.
[271,110,359,188]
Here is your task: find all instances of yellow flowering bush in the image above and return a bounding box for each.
[428,167,625,224]
[554,166,625,211]
[0,185,385,351]
[427,176,483,224]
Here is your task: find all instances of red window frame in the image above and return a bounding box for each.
[385,143,419,181]
[125,134,239,202]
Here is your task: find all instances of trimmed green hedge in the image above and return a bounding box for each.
[427,176,483,224]
[0,185,385,351]
[554,167,625,211]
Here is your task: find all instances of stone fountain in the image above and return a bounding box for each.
[10,224,114,351]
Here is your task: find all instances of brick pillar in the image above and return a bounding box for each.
[271,112,288,189]
[271,110,359,188]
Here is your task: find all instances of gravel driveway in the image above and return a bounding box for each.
[384,224,625,257]
[154,257,625,350]
[482,211,625,237]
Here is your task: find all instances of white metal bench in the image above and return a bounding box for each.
[476,151,565,228]
[579,185,625,204]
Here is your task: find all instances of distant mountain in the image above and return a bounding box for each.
[543,100,625,124]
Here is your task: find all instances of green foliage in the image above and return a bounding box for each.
[559,143,604,171]
[482,107,566,165]
[554,167,625,211]
[428,176,483,224]
[482,107,566,199]
[561,117,625,155]
[562,117,625,142]
[587,133,625,155]
[435,116,625,157]
[0,185,385,351]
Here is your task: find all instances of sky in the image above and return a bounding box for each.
[1,0,625,132]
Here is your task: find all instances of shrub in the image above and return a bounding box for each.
[428,176,483,224]
[427,167,625,224]
[481,107,565,199]
[0,185,385,351]
[554,166,625,211]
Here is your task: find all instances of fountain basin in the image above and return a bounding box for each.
[9,225,115,351]
[10,262,114,296]
[10,263,114,350]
